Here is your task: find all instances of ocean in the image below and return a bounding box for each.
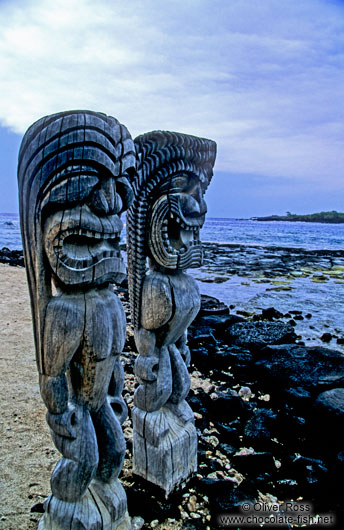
[2,213,344,251]
[1,213,344,349]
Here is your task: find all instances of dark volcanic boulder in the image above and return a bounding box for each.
[226,321,296,350]
[243,408,278,449]
[212,345,253,370]
[315,388,344,420]
[0,247,24,267]
[196,313,246,333]
[312,388,344,451]
[199,294,229,316]
[206,390,246,422]
[198,478,255,518]
[253,307,284,321]
[255,345,344,400]
[286,455,328,497]
[188,325,217,347]
[232,451,276,476]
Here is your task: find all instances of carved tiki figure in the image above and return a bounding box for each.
[127,131,216,494]
[18,110,135,530]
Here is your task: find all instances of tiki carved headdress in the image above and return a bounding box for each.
[127,130,216,329]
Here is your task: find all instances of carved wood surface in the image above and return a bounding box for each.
[127,130,216,495]
[18,110,135,529]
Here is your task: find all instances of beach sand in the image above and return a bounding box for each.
[0,264,52,530]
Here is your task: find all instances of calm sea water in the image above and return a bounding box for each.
[201,218,344,250]
[2,213,344,251]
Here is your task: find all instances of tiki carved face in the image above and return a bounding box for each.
[148,173,207,271]
[43,165,134,288]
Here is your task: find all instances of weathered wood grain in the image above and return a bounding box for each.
[127,130,216,495]
[18,110,135,529]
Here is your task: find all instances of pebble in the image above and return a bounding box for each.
[131,516,144,530]
[187,495,197,512]
[258,393,270,401]
[238,386,254,401]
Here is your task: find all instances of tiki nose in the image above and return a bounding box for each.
[184,182,207,216]
[90,178,122,215]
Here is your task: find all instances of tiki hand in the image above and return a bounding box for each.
[46,406,77,440]
[179,343,191,367]
[176,331,191,367]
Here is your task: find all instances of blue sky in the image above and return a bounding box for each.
[1,0,344,217]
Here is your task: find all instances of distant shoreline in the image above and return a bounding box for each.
[251,211,344,224]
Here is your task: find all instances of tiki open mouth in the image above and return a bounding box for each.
[162,213,201,255]
[54,229,121,269]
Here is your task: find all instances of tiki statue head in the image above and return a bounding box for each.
[19,110,135,289]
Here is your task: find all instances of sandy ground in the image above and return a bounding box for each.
[0,264,54,529]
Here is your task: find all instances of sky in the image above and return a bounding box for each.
[0,0,343,217]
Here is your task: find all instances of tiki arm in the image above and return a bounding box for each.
[40,294,85,436]
[176,330,191,366]
[134,273,173,411]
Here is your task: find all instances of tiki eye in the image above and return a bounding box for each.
[43,174,99,208]
[170,175,189,191]
[116,176,134,211]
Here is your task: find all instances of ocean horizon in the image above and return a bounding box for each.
[2,212,344,251]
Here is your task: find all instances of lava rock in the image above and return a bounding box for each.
[188,325,217,347]
[225,321,296,351]
[212,345,253,371]
[255,345,344,399]
[206,390,246,422]
[274,479,300,499]
[198,478,255,517]
[243,408,278,449]
[287,455,328,496]
[315,388,344,419]
[199,295,229,315]
[190,346,210,371]
[126,477,181,521]
[214,422,241,447]
[219,443,237,457]
[233,451,276,476]
[0,247,24,267]
[273,413,306,448]
[256,307,284,320]
[195,313,246,332]
[30,502,45,513]
[320,332,332,343]
[311,388,344,452]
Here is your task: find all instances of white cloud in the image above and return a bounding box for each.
[0,0,344,190]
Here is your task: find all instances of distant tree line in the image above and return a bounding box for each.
[253,211,344,223]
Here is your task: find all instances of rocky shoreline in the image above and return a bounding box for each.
[116,289,343,529]
[193,242,344,353]
[0,247,24,267]
[3,247,344,527]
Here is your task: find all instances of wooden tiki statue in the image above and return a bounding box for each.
[18,110,135,530]
[127,131,216,495]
